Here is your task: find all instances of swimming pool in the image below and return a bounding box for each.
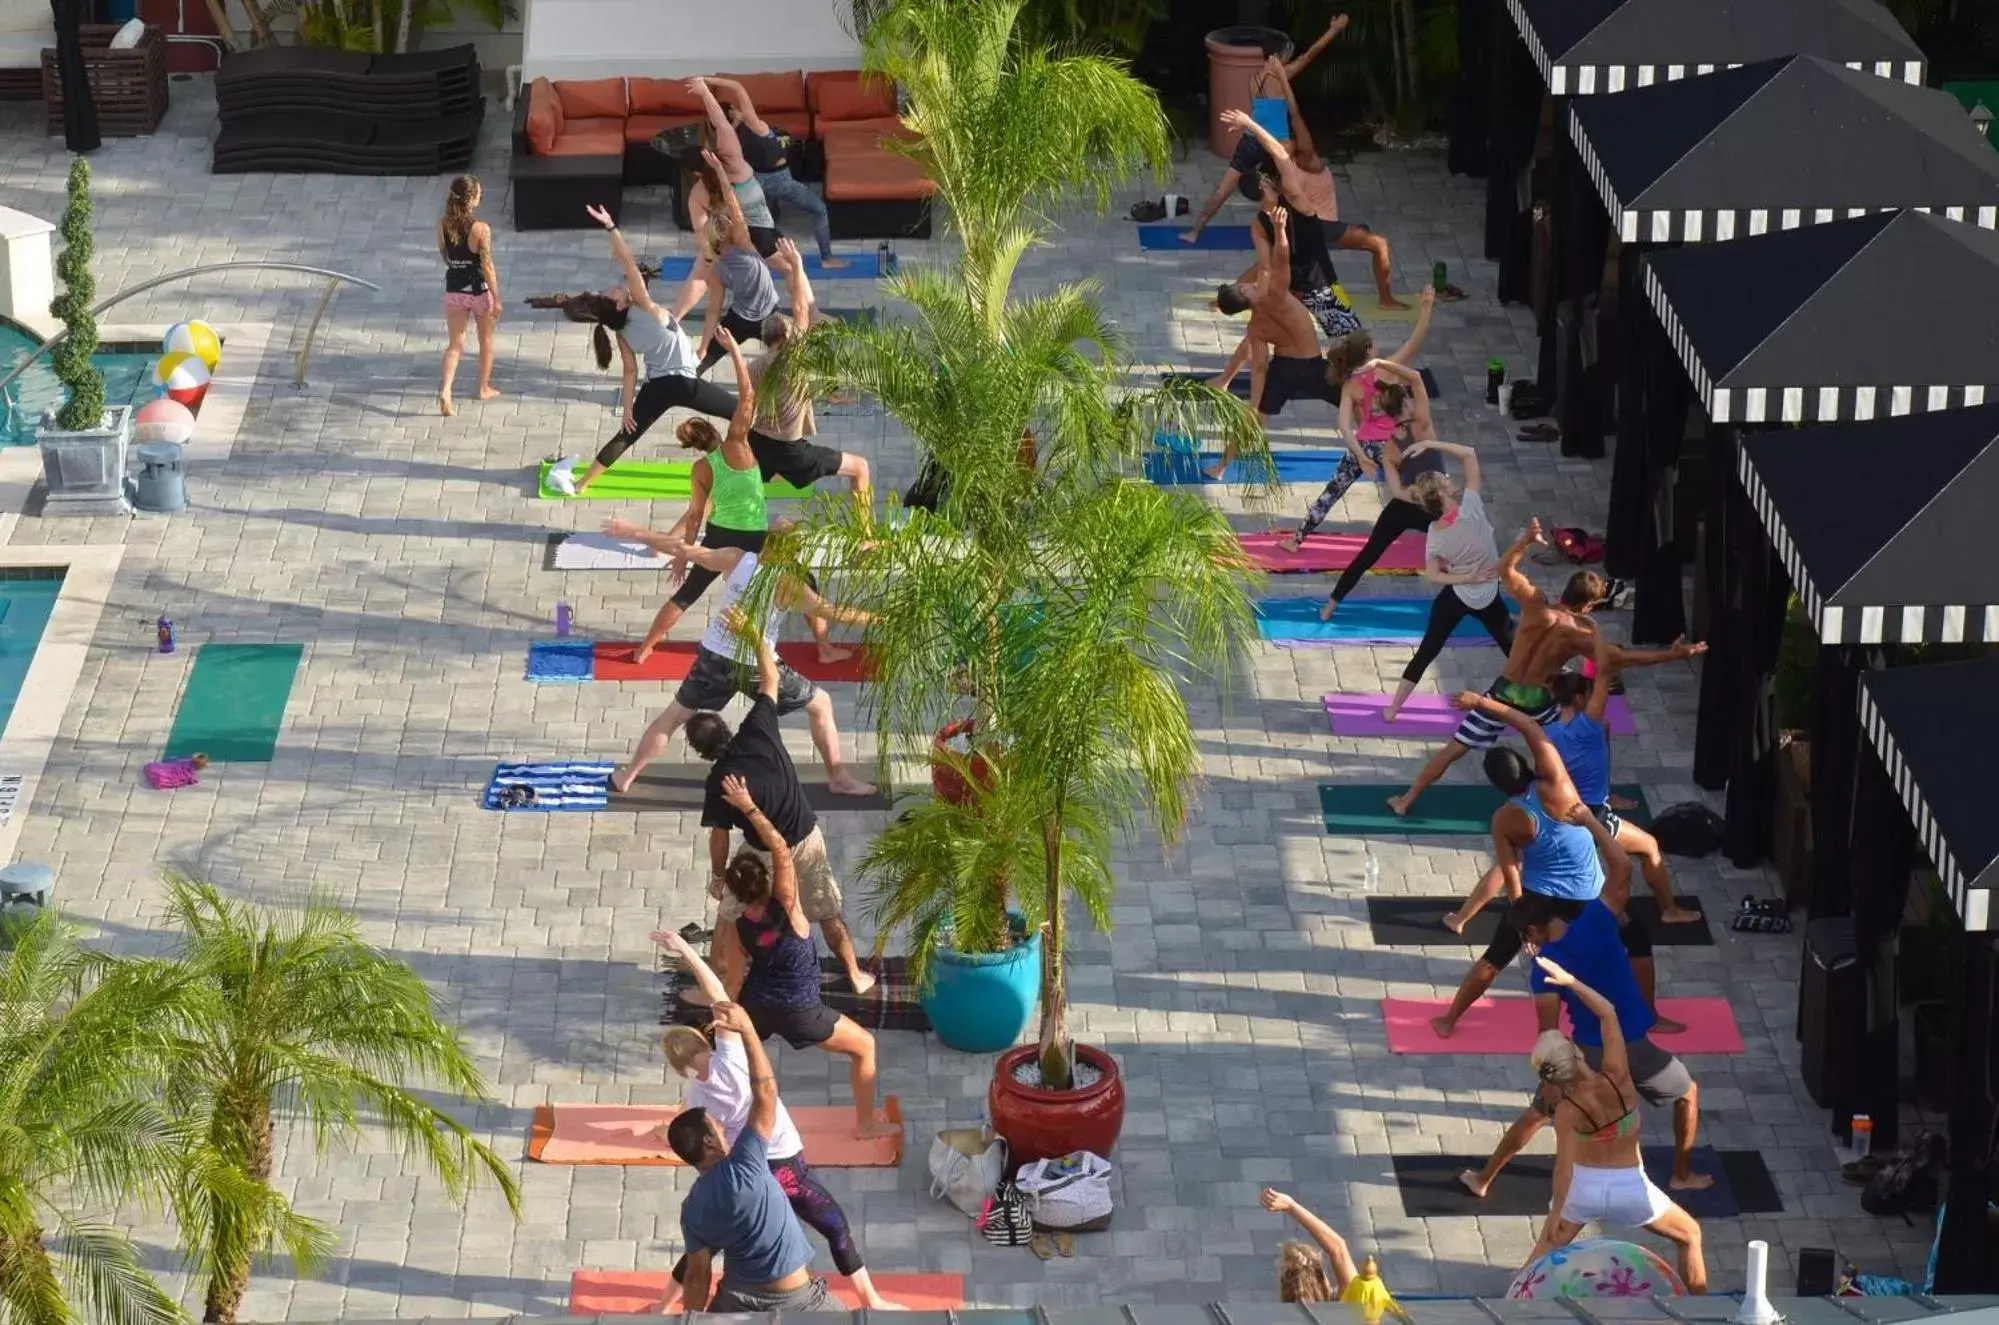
[0,572,65,738]
[0,322,159,447]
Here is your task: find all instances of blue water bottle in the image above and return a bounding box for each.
[156,616,175,654]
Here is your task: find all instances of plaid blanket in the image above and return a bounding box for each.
[661,955,932,1034]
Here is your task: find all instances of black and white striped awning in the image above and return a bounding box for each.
[1738,412,1999,646]
[1505,0,1924,98]
[1642,211,1999,427]
[1858,663,1999,931]
[1568,58,1999,246]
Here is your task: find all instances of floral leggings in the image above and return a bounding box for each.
[1295,439,1388,539]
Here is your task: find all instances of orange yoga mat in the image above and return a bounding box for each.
[1381,996,1746,1055]
[528,1098,903,1166]
[593,641,877,683]
[570,1270,966,1314]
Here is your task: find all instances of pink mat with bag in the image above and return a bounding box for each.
[1239,530,1426,573]
[1381,997,1745,1055]
[1325,693,1637,738]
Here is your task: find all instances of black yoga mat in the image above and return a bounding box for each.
[1365,896,1714,948]
[663,955,930,1033]
[607,768,888,813]
[1390,1146,1781,1219]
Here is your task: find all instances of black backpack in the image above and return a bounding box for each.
[1862,1131,1946,1220]
[1650,802,1725,857]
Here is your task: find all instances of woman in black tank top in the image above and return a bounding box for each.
[438,174,500,417]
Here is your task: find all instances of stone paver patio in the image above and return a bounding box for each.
[0,78,1935,1317]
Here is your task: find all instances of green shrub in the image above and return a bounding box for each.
[49,158,105,433]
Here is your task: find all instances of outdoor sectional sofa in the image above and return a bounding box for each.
[510,69,935,237]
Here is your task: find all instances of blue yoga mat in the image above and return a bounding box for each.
[1138,224,1255,251]
[482,761,614,811]
[1143,449,1343,486]
[1255,595,1519,645]
[526,641,594,683]
[649,253,881,283]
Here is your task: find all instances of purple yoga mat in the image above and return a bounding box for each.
[1323,693,1637,738]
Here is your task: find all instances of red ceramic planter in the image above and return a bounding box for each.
[931,718,995,805]
[987,1044,1126,1165]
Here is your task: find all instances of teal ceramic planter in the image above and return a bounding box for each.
[921,924,1041,1053]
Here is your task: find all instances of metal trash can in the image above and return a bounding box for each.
[132,442,188,513]
[1799,915,1862,1110]
[1204,26,1293,157]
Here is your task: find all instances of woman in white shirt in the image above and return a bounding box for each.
[653,929,898,1310]
[1381,441,1514,721]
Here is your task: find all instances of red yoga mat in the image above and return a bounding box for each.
[527,1099,903,1166]
[1381,996,1745,1055]
[1325,692,1638,738]
[569,1270,966,1314]
[593,641,877,683]
[1239,530,1426,573]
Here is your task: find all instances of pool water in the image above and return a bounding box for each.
[0,575,64,738]
[0,322,160,447]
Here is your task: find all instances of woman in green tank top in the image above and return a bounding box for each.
[624,328,841,664]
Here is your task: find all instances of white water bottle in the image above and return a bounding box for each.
[1362,847,1380,893]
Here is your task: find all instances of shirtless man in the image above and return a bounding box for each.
[1205,206,1341,478]
[1387,518,1608,815]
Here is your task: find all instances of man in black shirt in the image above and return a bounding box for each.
[689,625,874,996]
[707,78,848,270]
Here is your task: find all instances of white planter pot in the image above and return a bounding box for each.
[38,405,134,517]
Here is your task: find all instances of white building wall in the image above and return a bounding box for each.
[521,0,860,79]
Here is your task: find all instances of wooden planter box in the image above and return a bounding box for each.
[42,24,168,137]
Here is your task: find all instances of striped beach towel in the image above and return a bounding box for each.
[482,761,616,811]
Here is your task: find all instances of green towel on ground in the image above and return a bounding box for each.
[1319,783,1653,836]
[537,460,813,502]
[162,643,304,763]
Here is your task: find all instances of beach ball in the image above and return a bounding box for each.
[163,320,221,369]
[1508,1238,1687,1301]
[153,353,211,410]
[133,398,196,445]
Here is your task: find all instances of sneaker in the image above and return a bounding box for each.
[546,455,580,496]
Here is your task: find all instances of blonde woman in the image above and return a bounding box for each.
[1527,956,1707,1293]
[438,174,499,415]
[1260,1188,1359,1302]
[652,928,900,1310]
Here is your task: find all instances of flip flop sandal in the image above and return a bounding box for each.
[1057,1231,1077,1258]
[678,921,713,944]
[1030,1232,1056,1261]
[1437,283,1468,301]
[1517,423,1562,443]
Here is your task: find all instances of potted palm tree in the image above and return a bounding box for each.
[38,157,132,518]
[759,0,1268,1163]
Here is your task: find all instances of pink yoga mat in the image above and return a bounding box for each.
[570,1270,966,1314]
[1240,530,1426,573]
[1325,693,1637,738]
[528,1099,903,1166]
[1381,996,1745,1055]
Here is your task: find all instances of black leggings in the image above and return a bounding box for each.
[669,1153,863,1279]
[593,373,738,468]
[1401,587,1515,684]
[697,309,769,373]
[668,524,767,609]
[1326,498,1433,605]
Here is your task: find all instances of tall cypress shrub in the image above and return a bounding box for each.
[49,158,105,432]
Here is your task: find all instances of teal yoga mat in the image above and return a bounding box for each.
[1257,596,1519,645]
[162,644,304,763]
[1319,783,1653,836]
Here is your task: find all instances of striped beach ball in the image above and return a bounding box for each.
[152,352,211,410]
[162,320,221,369]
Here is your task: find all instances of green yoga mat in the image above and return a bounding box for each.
[1319,783,1653,836]
[537,460,812,502]
[163,644,304,763]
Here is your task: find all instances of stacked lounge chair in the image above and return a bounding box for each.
[212,45,483,176]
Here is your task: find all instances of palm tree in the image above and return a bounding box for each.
[754,0,1269,1088]
[0,910,189,1325]
[154,877,520,1325]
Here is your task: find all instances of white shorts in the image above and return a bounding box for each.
[1560,1162,1672,1229]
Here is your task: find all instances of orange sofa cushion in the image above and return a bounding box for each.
[764,110,813,139]
[630,77,704,115]
[818,117,905,150]
[525,78,562,154]
[555,77,627,120]
[811,70,897,122]
[825,146,935,202]
[546,126,627,157]
[720,70,807,112]
[625,112,702,145]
